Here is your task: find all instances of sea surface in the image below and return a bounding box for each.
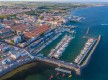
[8,6,108,80]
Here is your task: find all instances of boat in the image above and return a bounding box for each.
[48,34,74,59]
[74,38,96,64]
[49,75,54,80]
[62,73,65,77]
[56,72,60,76]
[68,74,72,78]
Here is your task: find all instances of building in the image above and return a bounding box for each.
[2,21,15,28]
[24,25,50,38]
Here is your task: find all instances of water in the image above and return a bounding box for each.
[8,6,108,80]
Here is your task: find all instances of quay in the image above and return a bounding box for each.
[35,56,81,75]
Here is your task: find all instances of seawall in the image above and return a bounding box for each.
[79,35,101,73]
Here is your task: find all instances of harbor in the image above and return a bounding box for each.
[15,5,108,80]
[0,4,106,80]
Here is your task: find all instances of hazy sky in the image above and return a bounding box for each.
[0,0,108,2]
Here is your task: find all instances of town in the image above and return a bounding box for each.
[0,2,101,80]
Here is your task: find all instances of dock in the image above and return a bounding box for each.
[81,35,101,67]
[78,39,96,65]
[55,68,71,74]
[35,56,81,75]
[86,27,90,35]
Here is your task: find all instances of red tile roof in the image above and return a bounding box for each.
[24,25,50,38]
[11,24,27,32]
[24,32,38,38]
[2,21,14,25]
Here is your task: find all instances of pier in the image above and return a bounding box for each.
[81,35,101,67]
[86,27,90,35]
[48,35,74,59]
[55,68,71,74]
[77,39,96,65]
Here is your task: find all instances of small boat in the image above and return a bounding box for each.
[62,73,65,77]
[49,75,54,80]
[56,72,60,76]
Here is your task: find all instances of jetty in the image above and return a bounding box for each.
[55,68,71,74]
[81,35,101,67]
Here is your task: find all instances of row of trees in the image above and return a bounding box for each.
[0,14,16,20]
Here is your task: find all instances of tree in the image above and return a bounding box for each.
[10,39,14,44]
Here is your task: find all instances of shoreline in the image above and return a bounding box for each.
[0,5,102,80]
[0,61,38,80]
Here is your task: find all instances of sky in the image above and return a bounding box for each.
[0,0,108,2]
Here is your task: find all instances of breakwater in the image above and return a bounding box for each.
[80,35,101,72]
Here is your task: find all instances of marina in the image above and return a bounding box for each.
[0,3,106,80]
[48,34,74,59]
[32,32,62,54]
[74,38,96,64]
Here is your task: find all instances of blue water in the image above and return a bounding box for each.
[8,6,108,80]
[72,6,108,80]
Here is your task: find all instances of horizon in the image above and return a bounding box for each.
[0,0,108,2]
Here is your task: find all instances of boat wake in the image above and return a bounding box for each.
[101,23,108,26]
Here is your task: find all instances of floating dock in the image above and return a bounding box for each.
[55,68,71,74]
